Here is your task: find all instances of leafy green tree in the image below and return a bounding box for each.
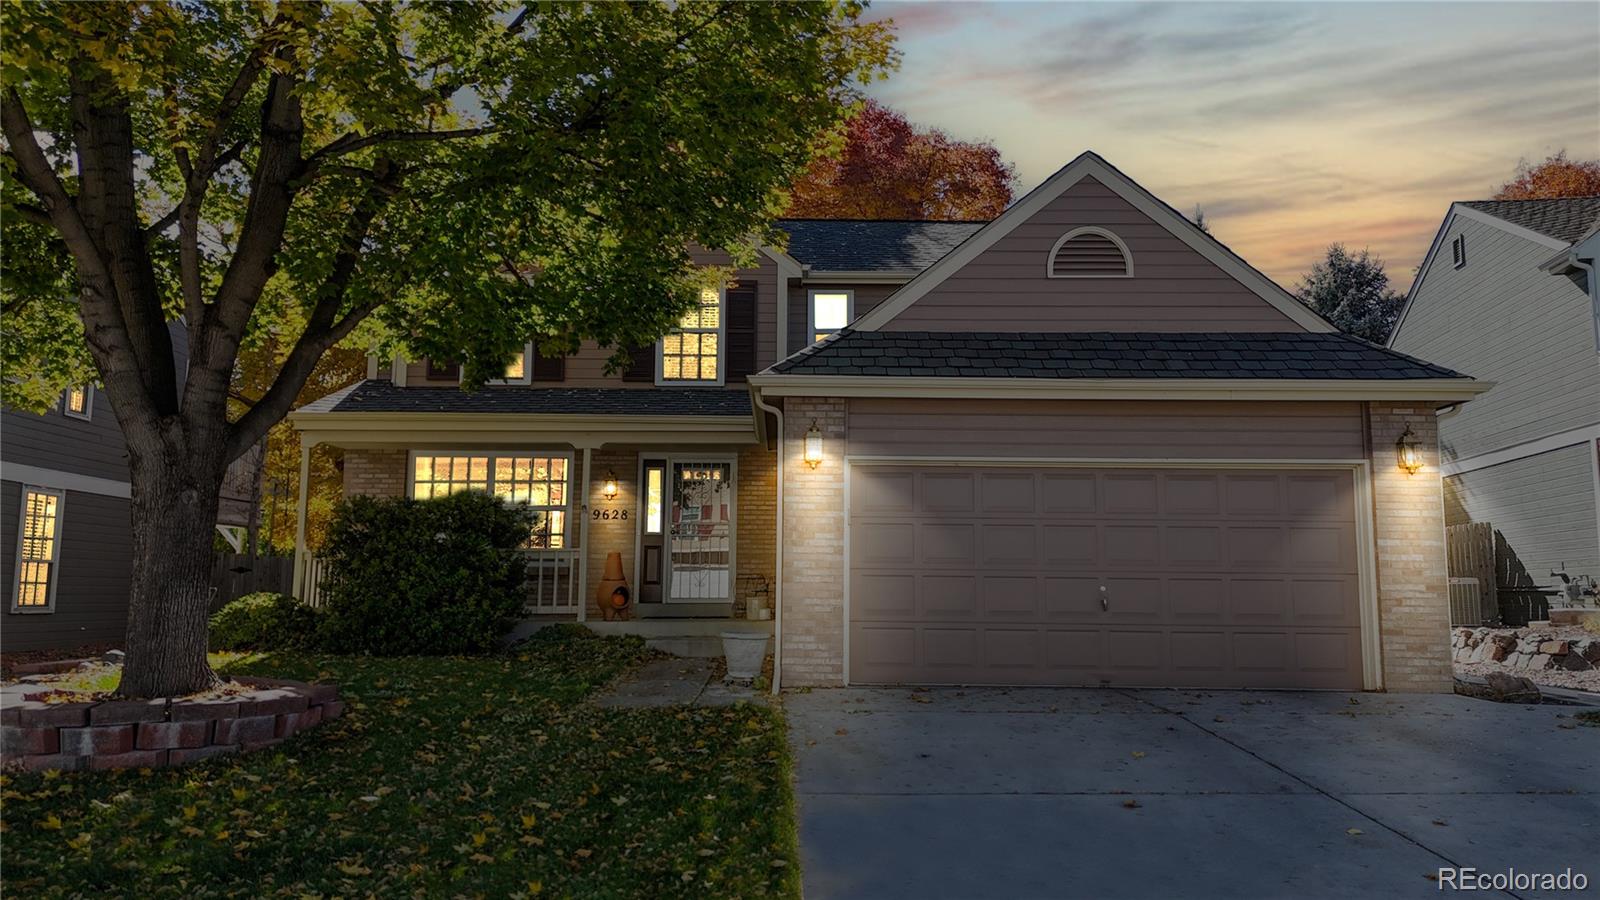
[1,2,894,696]
[1294,244,1404,344]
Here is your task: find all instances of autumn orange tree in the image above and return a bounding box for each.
[1493,150,1600,199]
[786,99,1015,220]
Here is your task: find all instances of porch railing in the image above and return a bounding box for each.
[519,548,579,614]
[296,548,578,615]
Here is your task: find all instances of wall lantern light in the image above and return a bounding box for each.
[1395,426,1423,475]
[601,470,619,500]
[803,421,824,470]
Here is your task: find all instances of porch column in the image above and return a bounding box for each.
[576,446,592,622]
[291,436,312,597]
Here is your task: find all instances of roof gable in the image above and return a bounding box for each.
[850,152,1334,334]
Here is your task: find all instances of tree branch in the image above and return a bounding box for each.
[299,126,494,175]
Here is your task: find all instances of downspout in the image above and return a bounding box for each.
[751,387,784,695]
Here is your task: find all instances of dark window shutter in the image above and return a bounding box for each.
[725,280,758,383]
[532,345,565,382]
[621,343,655,382]
[425,358,460,380]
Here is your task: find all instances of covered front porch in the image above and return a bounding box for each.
[286,386,778,634]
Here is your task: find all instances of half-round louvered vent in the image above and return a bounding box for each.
[1048,228,1132,278]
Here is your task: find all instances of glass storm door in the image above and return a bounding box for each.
[666,461,732,602]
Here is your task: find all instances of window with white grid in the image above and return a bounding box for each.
[410,453,569,548]
[658,287,722,383]
[13,488,64,612]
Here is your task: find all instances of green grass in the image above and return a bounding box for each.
[1,627,799,898]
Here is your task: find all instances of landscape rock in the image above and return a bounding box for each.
[1482,672,1542,704]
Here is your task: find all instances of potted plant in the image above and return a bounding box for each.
[721,630,769,682]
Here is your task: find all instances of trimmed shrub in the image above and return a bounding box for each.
[209,592,321,651]
[316,491,534,655]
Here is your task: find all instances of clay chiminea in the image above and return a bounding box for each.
[597,551,631,621]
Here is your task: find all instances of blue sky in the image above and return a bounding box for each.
[860,1,1600,287]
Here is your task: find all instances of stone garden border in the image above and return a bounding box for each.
[1,675,342,772]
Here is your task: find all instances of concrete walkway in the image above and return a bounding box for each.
[787,687,1599,900]
[591,658,766,708]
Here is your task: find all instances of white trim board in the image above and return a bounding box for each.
[0,464,131,499]
[1440,423,1600,476]
[749,374,1490,403]
[840,455,1383,691]
[848,151,1334,334]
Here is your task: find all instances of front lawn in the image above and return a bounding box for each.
[1,628,798,898]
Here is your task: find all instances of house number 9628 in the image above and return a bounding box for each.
[592,508,629,521]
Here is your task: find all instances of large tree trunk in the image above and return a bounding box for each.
[117,440,228,698]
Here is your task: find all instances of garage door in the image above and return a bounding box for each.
[848,466,1365,689]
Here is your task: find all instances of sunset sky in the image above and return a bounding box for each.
[860,1,1600,289]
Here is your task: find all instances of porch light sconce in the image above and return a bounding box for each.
[803,420,824,470]
[601,470,619,500]
[1395,426,1423,475]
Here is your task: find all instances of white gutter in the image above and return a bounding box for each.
[747,374,1493,403]
[750,387,784,696]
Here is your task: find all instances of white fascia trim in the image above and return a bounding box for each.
[1390,204,1571,349]
[747,374,1492,402]
[762,246,804,359]
[1440,422,1600,476]
[0,463,131,499]
[849,152,1334,334]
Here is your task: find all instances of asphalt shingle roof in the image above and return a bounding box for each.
[777,219,987,271]
[766,331,1468,380]
[1461,197,1600,245]
[326,382,752,415]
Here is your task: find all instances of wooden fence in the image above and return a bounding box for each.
[208,553,294,611]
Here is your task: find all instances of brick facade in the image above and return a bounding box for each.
[583,448,639,618]
[342,449,408,498]
[1367,402,1453,693]
[780,398,847,686]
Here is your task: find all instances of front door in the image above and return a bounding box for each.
[666,460,733,603]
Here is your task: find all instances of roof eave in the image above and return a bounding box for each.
[747,373,1492,403]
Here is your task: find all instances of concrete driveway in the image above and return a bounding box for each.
[786,688,1598,899]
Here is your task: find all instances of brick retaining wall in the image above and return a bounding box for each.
[0,676,342,772]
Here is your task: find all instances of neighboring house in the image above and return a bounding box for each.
[1,382,135,652]
[1389,197,1600,612]
[290,151,1487,693]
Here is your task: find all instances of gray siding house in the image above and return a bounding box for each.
[1,383,135,652]
[1389,197,1600,612]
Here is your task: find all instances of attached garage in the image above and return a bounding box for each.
[848,464,1371,689]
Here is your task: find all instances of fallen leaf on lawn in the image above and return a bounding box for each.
[1122,799,1141,809]
[521,814,537,829]
[697,848,717,857]
[1130,751,1146,759]
[770,859,788,867]
[835,728,848,736]
[1346,828,1364,836]
[575,848,592,859]
[337,861,371,876]
[527,881,543,895]
[471,853,494,864]
[40,814,62,831]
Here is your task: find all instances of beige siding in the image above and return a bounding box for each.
[881,176,1302,332]
[1445,443,1600,586]
[1390,214,1600,459]
[846,399,1365,460]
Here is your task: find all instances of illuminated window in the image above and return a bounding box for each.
[809,290,852,343]
[644,464,664,535]
[63,384,92,420]
[410,453,569,548]
[13,488,64,612]
[491,344,532,385]
[659,287,722,384]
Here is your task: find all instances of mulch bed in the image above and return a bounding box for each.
[0,643,119,681]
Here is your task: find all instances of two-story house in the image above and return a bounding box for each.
[2,381,137,652]
[291,151,1488,693]
[1389,197,1600,620]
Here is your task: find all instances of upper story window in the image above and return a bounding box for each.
[1451,234,1466,269]
[1047,227,1133,278]
[809,290,853,344]
[658,287,723,385]
[490,344,533,385]
[13,487,65,613]
[62,384,92,420]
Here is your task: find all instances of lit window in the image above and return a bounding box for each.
[410,453,569,548]
[13,488,64,612]
[809,290,852,343]
[659,287,722,383]
[63,384,92,420]
[644,465,664,535]
[503,352,526,381]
